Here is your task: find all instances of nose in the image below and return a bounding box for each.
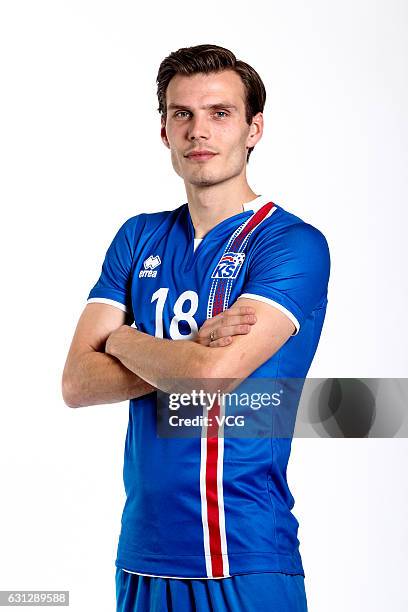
[187,113,210,141]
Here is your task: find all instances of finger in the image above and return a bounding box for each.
[217,313,257,328]
[228,305,256,314]
[207,315,257,341]
[202,306,255,327]
[210,336,232,347]
[213,323,252,339]
[207,321,253,346]
[199,309,256,336]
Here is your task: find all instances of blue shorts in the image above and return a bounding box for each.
[115,567,308,611]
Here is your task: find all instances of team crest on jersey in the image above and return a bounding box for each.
[139,254,161,278]
[211,251,245,279]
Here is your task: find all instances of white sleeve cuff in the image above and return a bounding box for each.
[237,293,300,336]
[87,297,128,313]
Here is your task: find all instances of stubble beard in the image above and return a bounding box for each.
[171,148,246,188]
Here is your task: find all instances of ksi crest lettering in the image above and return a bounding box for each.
[211,251,245,279]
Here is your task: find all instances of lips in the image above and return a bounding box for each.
[186,151,217,161]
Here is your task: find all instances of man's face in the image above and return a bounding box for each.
[161,70,263,187]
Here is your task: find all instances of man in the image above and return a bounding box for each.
[62,44,330,611]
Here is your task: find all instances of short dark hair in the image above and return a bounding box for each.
[156,44,266,161]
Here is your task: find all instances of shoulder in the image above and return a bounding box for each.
[254,204,330,257]
[115,205,182,243]
[283,221,330,261]
[125,204,184,231]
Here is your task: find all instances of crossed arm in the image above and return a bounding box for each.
[62,298,295,408]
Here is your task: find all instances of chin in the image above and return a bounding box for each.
[189,177,217,187]
[186,170,230,187]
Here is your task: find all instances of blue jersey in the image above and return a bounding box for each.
[87,195,330,579]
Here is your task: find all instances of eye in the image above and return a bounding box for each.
[214,110,229,118]
[174,110,191,119]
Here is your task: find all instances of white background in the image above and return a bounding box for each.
[1,1,407,610]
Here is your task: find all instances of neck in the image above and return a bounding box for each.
[185,178,259,239]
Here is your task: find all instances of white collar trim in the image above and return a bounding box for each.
[191,195,273,244]
[242,194,273,213]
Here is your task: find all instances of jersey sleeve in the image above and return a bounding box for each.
[87,216,140,315]
[239,222,330,336]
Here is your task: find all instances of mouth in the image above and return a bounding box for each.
[185,151,218,162]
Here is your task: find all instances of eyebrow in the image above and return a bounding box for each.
[167,102,238,111]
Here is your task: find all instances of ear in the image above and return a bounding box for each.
[246,112,263,149]
[161,118,170,149]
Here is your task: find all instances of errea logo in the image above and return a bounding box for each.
[139,254,161,278]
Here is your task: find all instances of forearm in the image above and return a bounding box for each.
[62,350,156,408]
[106,326,210,395]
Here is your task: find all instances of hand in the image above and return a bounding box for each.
[194,305,257,348]
[105,324,130,356]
